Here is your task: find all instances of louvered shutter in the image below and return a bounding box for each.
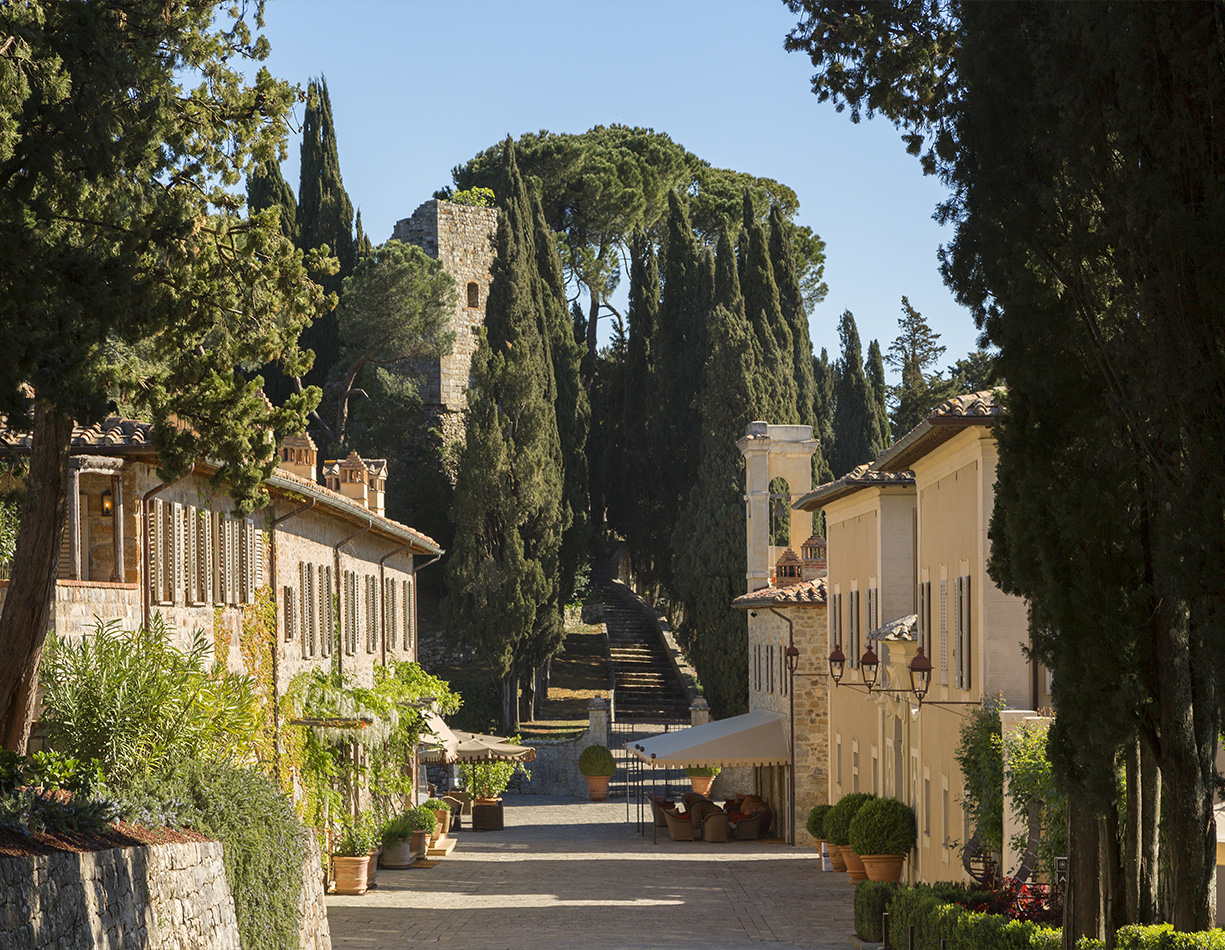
[284,587,295,650]
[961,575,971,691]
[148,501,162,602]
[323,565,333,656]
[403,579,412,652]
[918,583,928,656]
[254,527,264,590]
[952,578,963,689]
[386,579,395,654]
[299,562,309,658]
[940,580,949,686]
[171,502,184,605]
[366,576,375,653]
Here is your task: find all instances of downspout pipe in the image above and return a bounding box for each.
[332,519,372,675]
[378,541,413,666]
[767,606,798,846]
[268,498,316,766]
[141,468,194,630]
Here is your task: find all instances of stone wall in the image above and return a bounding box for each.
[392,200,499,427]
[516,699,611,798]
[0,580,143,647]
[297,832,332,950]
[0,840,239,950]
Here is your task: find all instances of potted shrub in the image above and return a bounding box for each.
[332,815,378,894]
[578,744,616,801]
[684,765,721,797]
[849,797,917,883]
[825,792,876,882]
[806,803,833,851]
[379,811,416,868]
[459,751,530,831]
[422,798,452,841]
[405,804,437,860]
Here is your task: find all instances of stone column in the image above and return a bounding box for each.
[738,422,774,593]
[587,696,610,747]
[690,697,710,727]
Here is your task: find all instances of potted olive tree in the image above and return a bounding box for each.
[825,792,876,882]
[578,745,616,801]
[684,765,721,797]
[849,797,918,883]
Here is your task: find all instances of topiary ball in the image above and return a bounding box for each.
[579,744,616,777]
[806,803,833,839]
[848,796,918,856]
[824,791,876,847]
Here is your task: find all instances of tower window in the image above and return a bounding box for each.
[467,281,480,308]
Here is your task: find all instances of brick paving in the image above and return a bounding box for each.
[326,794,855,949]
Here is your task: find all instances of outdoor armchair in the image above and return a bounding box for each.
[664,808,695,841]
[729,809,769,840]
[649,797,676,828]
[702,811,730,842]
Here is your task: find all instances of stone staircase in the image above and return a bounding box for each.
[592,555,691,724]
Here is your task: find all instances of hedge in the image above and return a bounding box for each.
[1077,925,1225,950]
[855,880,897,941]
[886,883,1061,950]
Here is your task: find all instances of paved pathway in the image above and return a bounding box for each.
[327,794,855,950]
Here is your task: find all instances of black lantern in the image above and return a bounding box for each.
[860,646,880,690]
[828,643,846,685]
[101,489,113,516]
[909,646,933,704]
[785,644,800,675]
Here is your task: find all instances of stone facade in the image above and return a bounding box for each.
[392,200,499,443]
[0,841,240,950]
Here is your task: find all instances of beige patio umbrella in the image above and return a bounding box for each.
[417,710,461,763]
[419,729,536,763]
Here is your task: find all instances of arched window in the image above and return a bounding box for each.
[467,281,480,308]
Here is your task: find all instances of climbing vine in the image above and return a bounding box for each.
[239,586,278,770]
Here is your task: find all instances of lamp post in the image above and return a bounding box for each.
[828,643,846,686]
[860,646,880,691]
[908,646,933,706]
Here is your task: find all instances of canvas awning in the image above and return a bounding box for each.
[419,729,536,764]
[625,710,789,769]
[417,711,460,763]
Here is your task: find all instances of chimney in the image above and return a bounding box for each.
[278,434,318,482]
[800,533,828,580]
[324,451,387,518]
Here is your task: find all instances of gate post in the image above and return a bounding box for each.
[690,697,710,726]
[588,696,611,747]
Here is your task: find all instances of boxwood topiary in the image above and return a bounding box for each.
[849,796,918,855]
[824,791,875,846]
[806,803,833,840]
[579,744,616,777]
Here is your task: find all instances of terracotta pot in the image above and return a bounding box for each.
[842,847,868,882]
[812,837,825,852]
[380,838,415,868]
[331,855,370,895]
[366,849,379,885]
[409,830,429,859]
[861,853,906,883]
[689,776,715,796]
[428,807,452,837]
[586,775,611,801]
[828,843,847,872]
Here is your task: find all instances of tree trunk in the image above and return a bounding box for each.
[1064,796,1105,950]
[501,663,519,734]
[1139,739,1161,924]
[1124,738,1142,925]
[586,293,599,374]
[0,405,74,752]
[519,667,535,724]
[1156,600,1218,933]
[1101,807,1125,947]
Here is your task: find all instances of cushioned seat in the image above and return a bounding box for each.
[703,811,730,842]
[650,797,676,828]
[664,808,695,841]
[687,798,723,838]
[729,809,768,840]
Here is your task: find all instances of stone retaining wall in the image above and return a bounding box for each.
[516,699,611,798]
[297,832,332,950]
[0,840,239,950]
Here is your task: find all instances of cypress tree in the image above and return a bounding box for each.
[671,227,759,717]
[444,139,564,732]
[247,159,298,245]
[354,209,372,261]
[812,348,836,485]
[768,203,817,429]
[866,339,892,451]
[297,77,355,395]
[740,191,798,424]
[829,311,880,478]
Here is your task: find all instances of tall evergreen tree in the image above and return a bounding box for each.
[671,228,758,718]
[740,192,798,424]
[769,203,817,428]
[812,348,836,485]
[296,77,355,397]
[444,140,564,732]
[865,339,891,450]
[886,296,959,437]
[247,159,298,245]
[829,311,880,478]
[354,209,373,261]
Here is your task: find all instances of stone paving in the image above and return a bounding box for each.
[327,794,855,949]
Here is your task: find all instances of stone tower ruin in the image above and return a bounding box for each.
[392,200,498,443]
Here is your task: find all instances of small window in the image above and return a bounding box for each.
[467,281,480,308]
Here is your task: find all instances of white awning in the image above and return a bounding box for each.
[625,710,789,769]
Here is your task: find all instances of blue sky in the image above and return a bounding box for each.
[253,0,980,379]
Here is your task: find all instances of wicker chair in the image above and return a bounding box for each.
[664,808,695,841]
[702,811,730,842]
[729,809,769,840]
[649,797,676,828]
[687,798,722,838]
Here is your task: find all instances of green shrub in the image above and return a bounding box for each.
[684,765,721,778]
[116,761,307,950]
[333,811,378,857]
[807,803,833,839]
[39,617,259,784]
[824,791,875,846]
[406,804,438,833]
[849,796,918,855]
[1113,924,1225,949]
[855,880,897,941]
[579,744,616,777]
[886,883,1060,950]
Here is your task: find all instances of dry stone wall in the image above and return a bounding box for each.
[0,840,239,950]
[516,699,611,798]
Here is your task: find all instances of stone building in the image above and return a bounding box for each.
[0,420,443,702]
[392,199,499,443]
[730,421,830,846]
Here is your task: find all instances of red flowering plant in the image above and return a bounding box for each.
[949,876,1063,926]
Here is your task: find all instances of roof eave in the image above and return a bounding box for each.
[874,417,989,473]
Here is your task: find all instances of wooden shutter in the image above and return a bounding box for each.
[365,575,375,653]
[299,562,309,658]
[918,582,928,656]
[148,501,162,603]
[961,575,971,691]
[283,587,295,651]
[170,502,184,605]
[254,526,265,590]
[952,578,963,689]
[403,579,412,652]
[940,579,949,686]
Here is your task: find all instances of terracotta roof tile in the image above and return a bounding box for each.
[731,577,828,609]
[0,417,154,451]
